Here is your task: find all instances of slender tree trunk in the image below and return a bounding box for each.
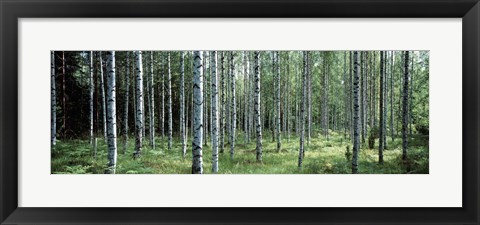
[363,53,368,143]
[307,51,314,144]
[244,52,249,145]
[298,51,307,168]
[203,51,208,146]
[360,52,365,144]
[271,52,275,143]
[352,51,360,174]
[105,51,118,174]
[383,52,388,150]
[192,51,204,174]
[186,86,189,142]
[88,52,94,146]
[211,51,219,173]
[343,52,348,139]
[369,53,374,132]
[124,52,130,154]
[409,52,414,135]
[62,51,66,138]
[51,51,57,147]
[167,52,173,151]
[286,53,291,141]
[390,51,395,141]
[149,51,155,149]
[133,51,144,158]
[181,52,187,158]
[402,51,410,160]
[373,52,377,130]
[230,51,236,159]
[276,51,281,152]
[349,51,354,141]
[378,51,385,164]
[220,52,225,153]
[99,52,107,142]
[254,51,263,162]
[161,54,165,143]
[226,53,231,146]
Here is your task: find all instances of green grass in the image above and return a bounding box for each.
[51,131,429,174]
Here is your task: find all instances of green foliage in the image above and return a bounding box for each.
[52,132,428,174]
[416,123,429,135]
[345,145,351,161]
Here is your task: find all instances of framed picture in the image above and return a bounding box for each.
[1,0,478,224]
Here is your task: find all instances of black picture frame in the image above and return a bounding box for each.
[1,0,479,224]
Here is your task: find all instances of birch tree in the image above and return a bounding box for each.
[203,51,209,146]
[99,52,107,142]
[390,51,395,142]
[51,51,57,147]
[378,51,385,164]
[220,52,225,153]
[192,51,204,174]
[161,54,165,142]
[133,51,144,158]
[254,51,263,163]
[180,52,187,158]
[123,52,130,154]
[275,51,281,152]
[105,51,118,174]
[167,52,173,151]
[211,51,219,173]
[243,52,249,145]
[352,51,360,174]
[402,51,410,160]
[298,51,307,168]
[230,52,236,159]
[88,52,93,146]
[307,52,312,142]
[148,52,155,149]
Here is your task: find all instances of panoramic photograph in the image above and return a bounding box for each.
[51,50,429,174]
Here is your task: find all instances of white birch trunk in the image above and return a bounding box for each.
[211,51,219,173]
[133,51,144,158]
[167,52,173,151]
[105,51,118,174]
[99,52,107,143]
[88,52,93,146]
[243,52,249,145]
[220,52,225,153]
[192,51,204,174]
[254,51,263,162]
[181,51,187,158]
[276,51,281,152]
[390,51,395,142]
[161,54,165,142]
[298,51,307,168]
[149,51,155,149]
[203,51,208,146]
[51,51,57,147]
[230,52,236,159]
[307,52,312,143]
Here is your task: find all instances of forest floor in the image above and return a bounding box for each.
[51,131,429,174]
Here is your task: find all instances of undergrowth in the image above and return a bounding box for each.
[51,131,429,174]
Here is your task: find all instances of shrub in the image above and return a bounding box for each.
[345,145,352,161]
[416,123,429,135]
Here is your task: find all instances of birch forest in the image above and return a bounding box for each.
[51,51,429,174]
